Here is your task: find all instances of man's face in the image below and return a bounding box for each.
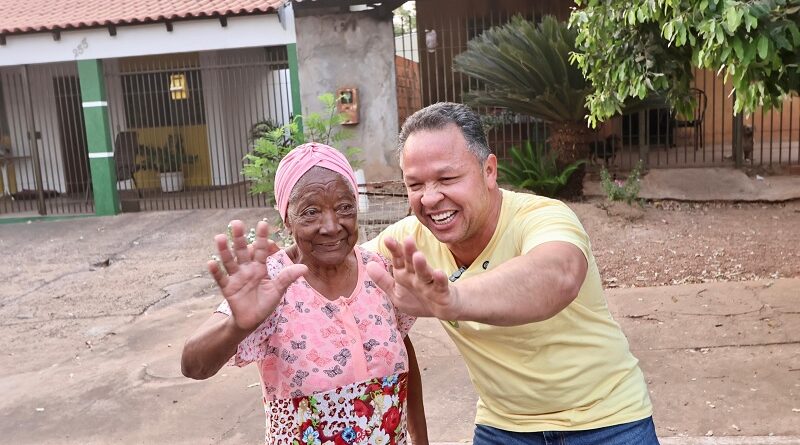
[401,124,498,248]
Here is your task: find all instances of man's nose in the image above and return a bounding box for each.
[420,188,443,208]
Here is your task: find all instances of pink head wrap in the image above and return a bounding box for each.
[274,142,359,222]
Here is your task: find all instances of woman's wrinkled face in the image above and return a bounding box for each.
[285,167,358,267]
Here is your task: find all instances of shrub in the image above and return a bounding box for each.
[498,141,585,198]
[600,161,644,205]
[242,93,360,199]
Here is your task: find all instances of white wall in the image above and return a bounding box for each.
[0,14,295,67]
[295,12,401,181]
[1,62,79,194]
[200,48,293,186]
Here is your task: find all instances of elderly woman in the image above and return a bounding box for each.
[181,143,428,445]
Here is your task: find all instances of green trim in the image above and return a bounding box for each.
[77,59,119,216]
[287,43,303,133]
[0,214,95,225]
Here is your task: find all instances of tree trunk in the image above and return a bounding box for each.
[547,122,593,200]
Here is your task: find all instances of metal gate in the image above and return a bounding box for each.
[104,47,293,212]
[394,1,800,171]
[0,62,94,217]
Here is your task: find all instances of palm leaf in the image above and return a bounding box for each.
[454,15,590,124]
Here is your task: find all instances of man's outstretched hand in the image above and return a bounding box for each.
[208,220,306,332]
[366,236,461,320]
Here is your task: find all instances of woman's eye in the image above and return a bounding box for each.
[302,208,319,217]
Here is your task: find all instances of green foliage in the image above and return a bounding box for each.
[138,135,197,173]
[570,0,800,127]
[600,161,644,205]
[454,15,591,124]
[498,141,586,197]
[242,93,361,199]
[393,3,416,36]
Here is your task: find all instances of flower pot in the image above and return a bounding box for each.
[159,171,184,192]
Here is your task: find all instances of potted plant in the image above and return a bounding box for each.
[140,135,197,192]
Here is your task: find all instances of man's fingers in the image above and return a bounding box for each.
[383,236,405,270]
[403,236,420,274]
[411,251,435,285]
[208,259,229,289]
[431,269,450,292]
[366,261,396,296]
[215,233,238,275]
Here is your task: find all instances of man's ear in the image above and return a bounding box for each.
[484,154,498,187]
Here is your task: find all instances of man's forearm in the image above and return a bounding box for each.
[452,242,587,326]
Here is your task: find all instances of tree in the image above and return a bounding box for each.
[454,15,593,165]
[569,0,800,127]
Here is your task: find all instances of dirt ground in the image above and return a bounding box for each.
[572,199,800,288]
[1,194,799,444]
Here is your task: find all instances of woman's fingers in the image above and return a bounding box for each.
[270,264,307,294]
[215,233,239,275]
[252,221,278,264]
[208,259,229,289]
[229,220,251,264]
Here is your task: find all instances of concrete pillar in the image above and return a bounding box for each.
[77,59,119,216]
[287,43,303,133]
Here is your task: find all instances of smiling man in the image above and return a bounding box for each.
[364,102,659,444]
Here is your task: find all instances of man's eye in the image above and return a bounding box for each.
[406,183,422,191]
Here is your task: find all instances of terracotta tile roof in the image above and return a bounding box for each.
[0,0,286,35]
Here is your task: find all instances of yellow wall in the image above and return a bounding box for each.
[694,68,799,141]
[121,52,212,190]
[132,125,211,189]
[0,162,18,194]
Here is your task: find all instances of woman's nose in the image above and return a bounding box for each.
[318,209,339,234]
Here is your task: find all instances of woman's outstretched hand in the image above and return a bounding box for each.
[208,220,307,332]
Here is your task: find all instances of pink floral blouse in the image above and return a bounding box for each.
[216,246,416,444]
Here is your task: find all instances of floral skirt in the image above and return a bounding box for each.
[264,372,408,445]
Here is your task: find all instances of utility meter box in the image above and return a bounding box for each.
[336,88,359,125]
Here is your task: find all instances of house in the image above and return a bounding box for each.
[0,0,406,218]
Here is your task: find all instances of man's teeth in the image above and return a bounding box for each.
[431,211,456,224]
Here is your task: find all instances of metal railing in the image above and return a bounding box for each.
[0,62,94,217]
[393,2,799,172]
[104,47,293,212]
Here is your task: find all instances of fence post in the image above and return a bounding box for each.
[77,59,119,216]
[287,43,303,134]
[732,113,744,168]
[638,110,649,168]
[20,65,47,215]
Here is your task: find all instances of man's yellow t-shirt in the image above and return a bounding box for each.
[363,189,652,432]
